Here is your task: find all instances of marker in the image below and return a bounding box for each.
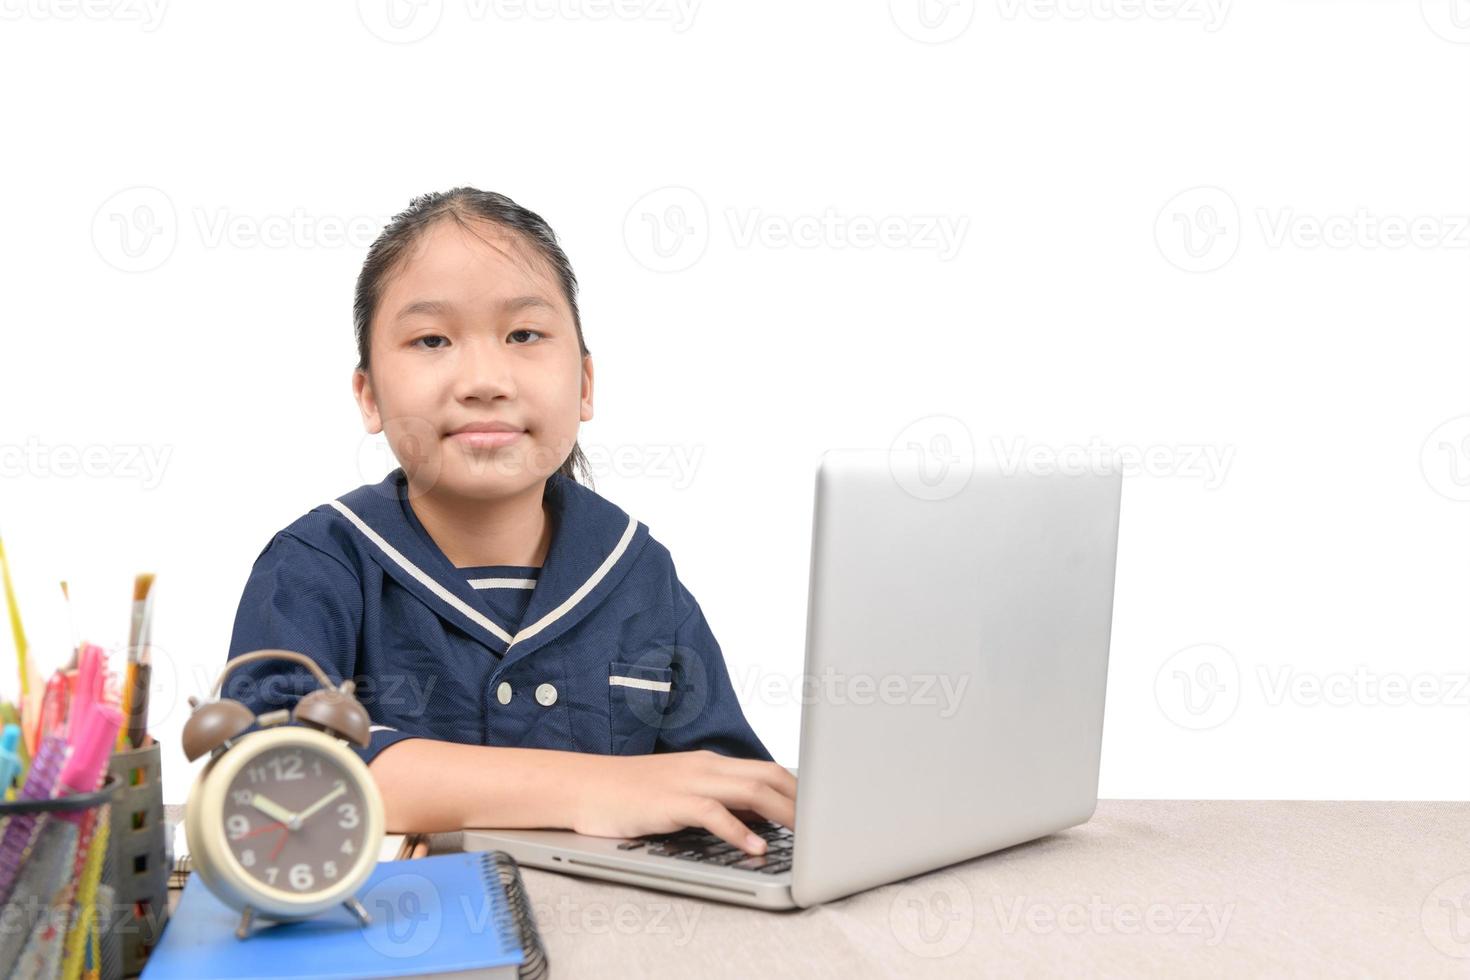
[0,725,20,801]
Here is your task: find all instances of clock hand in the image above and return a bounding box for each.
[249,793,297,826]
[295,783,348,825]
[238,819,287,840]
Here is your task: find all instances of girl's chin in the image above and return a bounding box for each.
[438,449,552,491]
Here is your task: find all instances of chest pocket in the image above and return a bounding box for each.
[608,660,674,755]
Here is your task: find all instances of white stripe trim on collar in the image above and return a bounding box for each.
[511,514,639,649]
[328,500,515,645]
[468,577,538,590]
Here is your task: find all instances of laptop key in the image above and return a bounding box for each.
[616,841,646,851]
[757,860,792,874]
[731,855,776,871]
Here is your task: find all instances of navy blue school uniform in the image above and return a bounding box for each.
[223,468,772,768]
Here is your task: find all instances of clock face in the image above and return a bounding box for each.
[219,742,373,896]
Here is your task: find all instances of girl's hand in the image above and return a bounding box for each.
[566,749,797,855]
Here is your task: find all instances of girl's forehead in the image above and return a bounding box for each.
[385,218,563,309]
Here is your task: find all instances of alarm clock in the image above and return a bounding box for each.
[182,649,386,939]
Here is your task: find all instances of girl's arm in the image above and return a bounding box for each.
[369,739,796,856]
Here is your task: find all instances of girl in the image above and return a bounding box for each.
[225,188,794,858]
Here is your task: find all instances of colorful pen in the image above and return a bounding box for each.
[38,671,70,742]
[0,725,20,801]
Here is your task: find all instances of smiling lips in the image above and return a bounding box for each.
[446,421,526,449]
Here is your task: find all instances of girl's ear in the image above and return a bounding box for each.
[352,368,384,434]
[579,354,595,423]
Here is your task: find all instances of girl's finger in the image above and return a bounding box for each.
[680,797,769,855]
[710,778,796,832]
[706,755,798,804]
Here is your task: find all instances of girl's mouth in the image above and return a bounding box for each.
[447,430,525,449]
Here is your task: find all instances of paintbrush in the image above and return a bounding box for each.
[0,531,43,755]
[116,574,155,751]
[60,581,80,671]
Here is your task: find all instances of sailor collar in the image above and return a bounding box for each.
[328,468,649,670]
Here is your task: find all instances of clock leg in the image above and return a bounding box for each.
[235,906,255,940]
[344,896,371,927]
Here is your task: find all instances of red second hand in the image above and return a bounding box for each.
[239,820,286,840]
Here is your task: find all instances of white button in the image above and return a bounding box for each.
[496,682,512,705]
[535,683,558,707]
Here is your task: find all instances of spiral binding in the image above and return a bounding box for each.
[480,850,549,980]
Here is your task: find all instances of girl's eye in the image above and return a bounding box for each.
[411,335,448,350]
[508,329,545,344]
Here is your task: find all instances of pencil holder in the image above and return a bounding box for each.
[104,739,169,978]
[0,773,123,979]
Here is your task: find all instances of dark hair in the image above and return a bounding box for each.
[353,187,592,487]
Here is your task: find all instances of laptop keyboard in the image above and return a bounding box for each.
[615,820,795,874]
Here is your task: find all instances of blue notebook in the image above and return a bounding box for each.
[142,852,532,979]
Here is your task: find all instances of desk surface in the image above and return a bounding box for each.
[168,800,1470,978]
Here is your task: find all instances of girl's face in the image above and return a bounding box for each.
[353,218,593,501]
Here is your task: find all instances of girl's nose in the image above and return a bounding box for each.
[453,337,518,402]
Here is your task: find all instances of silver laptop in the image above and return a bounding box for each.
[464,447,1122,909]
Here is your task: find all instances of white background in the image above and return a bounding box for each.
[0,1,1465,805]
